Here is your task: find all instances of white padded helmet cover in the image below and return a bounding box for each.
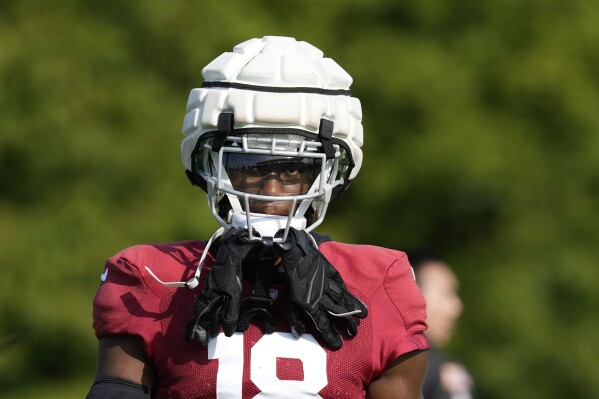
[181,36,363,180]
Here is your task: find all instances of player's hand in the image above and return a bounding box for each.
[274,228,368,350]
[186,228,258,346]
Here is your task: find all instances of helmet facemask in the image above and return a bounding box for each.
[192,129,351,242]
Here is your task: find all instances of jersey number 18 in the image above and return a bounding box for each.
[209,332,328,398]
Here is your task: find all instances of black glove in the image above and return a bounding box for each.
[274,228,368,350]
[186,228,259,345]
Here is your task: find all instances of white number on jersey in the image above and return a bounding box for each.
[208,332,328,398]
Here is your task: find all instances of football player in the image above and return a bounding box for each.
[409,251,475,399]
[87,36,429,399]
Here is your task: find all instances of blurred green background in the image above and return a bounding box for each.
[1,0,598,398]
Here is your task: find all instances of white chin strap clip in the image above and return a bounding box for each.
[230,212,307,242]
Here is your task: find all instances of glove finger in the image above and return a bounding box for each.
[224,290,242,319]
[350,296,368,318]
[274,228,307,262]
[337,293,368,319]
[222,304,237,337]
[187,296,223,344]
[189,295,219,322]
[324,258,367,317]
[344,315,359,337]
[222,320,236,336]
[186,311,212,346]
[222,290,242,336]
[326,262,349,286]
[316,297,360,338]
[287,302,305,338]
[308,309,342,350]
[327,282,369,318]
[335,289,368,318]
[320,296,348,315]
[320,295,361,318]
[186,322,209,345]
[184,312,202,343]
[209,302,223,338]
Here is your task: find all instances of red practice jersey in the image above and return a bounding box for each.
[92,239,429,398]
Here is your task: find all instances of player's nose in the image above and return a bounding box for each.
[259,174,285,196]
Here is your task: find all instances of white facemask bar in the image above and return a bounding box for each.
[202,135,343,242]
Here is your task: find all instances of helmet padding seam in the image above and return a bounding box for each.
[202,81,351,96]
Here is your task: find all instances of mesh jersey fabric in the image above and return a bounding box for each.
[92,239,429,398]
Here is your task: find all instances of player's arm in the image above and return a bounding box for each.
[87,336,155,398]
[366,349,428,399]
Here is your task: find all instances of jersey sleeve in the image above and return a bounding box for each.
[371,252,429,376]
[92,254,162,355]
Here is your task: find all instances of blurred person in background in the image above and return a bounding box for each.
[86,36,429,399]
[408,251,476,399]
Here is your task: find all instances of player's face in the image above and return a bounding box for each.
[418,262,463,347]
[224,154,320,216]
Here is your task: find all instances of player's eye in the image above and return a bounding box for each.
[246,166,265,176]
[281,163,302,175]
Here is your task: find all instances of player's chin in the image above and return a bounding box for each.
[249,200,293,216]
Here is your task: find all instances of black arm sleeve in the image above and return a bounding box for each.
[86,379,152,399]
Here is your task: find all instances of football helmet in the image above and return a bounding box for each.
[182,36,363,242]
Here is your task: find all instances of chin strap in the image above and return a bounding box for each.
[319,118,336,159]
[238,236,277,334]
[144,225,319,292]
[145,227,226,289]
